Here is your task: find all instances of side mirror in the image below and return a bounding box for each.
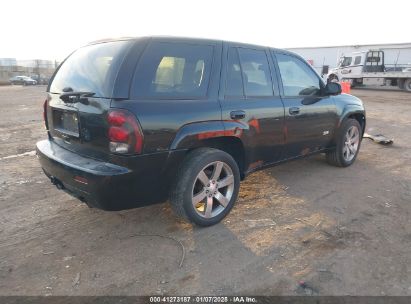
[324,82,342,95]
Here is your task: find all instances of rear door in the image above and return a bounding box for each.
[220,43,285,171]
[272,51,338,159]
[46,40,135,161]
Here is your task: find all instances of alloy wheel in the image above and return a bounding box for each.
[343,126,360,162]
[191,161,235,218]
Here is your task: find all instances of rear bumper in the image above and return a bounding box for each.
[36,139,181,210]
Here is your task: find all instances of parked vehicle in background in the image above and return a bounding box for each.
[9,76,37,85]
[327,50,411,92]
[31,75,50,85]
[37,37,366,226]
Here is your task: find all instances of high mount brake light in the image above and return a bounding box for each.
[107,110,143,154]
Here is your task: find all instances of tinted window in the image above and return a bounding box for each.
[276,53,321,97]
[354,56,362,65]
[132,42,213,99]
[50,41,132,98]
[225,48,244,97]
[238,48,273,97]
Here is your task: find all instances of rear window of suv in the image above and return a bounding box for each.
[131,42,214,99]
[50,40,132,98]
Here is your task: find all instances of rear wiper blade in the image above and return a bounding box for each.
[59,91,95,104]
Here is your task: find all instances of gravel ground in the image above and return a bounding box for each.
[0,86,410,296]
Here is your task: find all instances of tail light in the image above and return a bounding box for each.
[43,99,48,130]
[107,109,143,154]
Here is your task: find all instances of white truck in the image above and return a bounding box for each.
[327,50,411,92]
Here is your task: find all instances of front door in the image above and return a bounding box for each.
[272,51,338,159]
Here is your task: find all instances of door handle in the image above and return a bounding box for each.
[289,107,300,115]
[230,110,246,120]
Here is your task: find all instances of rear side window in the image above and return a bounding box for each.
[50,41,132,98]
[238,48,273,97]
[225,48,244,97]
[132,42,213,99]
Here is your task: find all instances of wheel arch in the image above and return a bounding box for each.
[339,107,366,136]
[196,136,246,179]
[170,121,247,179]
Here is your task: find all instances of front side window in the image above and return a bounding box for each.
[276,53,321,97]
[238,48,273,97]
[354,56,362,65]
[132,42,213,99]
[341,57,352,67]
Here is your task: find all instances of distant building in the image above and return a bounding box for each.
[0,58,17,66]
[286,42,411,75]
[0,58,57,83]
[17,59,55,69]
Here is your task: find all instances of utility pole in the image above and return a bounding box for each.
[35,59,41,80]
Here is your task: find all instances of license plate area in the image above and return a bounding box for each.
[53,109,80,137]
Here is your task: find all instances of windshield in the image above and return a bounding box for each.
[50,40,132,98]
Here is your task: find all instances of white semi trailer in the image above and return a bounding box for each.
[327,50,411,92]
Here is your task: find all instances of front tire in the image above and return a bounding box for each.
[326,118,362,167]
[170,148,240,226]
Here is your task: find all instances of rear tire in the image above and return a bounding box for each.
[170,148,240,226]
[398,79,405,90]
[404,78,411,92]
[326,118,362,167]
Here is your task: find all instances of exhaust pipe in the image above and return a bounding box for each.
[49,176,92,207]
[50,176,64,190]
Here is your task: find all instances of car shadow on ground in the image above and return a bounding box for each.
[1,137,411,295]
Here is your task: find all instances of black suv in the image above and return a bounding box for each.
[37,37,365,226]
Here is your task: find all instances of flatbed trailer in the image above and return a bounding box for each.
[327,50,411,91]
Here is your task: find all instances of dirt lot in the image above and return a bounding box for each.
[0,86,410,296]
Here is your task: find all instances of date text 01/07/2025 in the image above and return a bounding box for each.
[149,296,257,303]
